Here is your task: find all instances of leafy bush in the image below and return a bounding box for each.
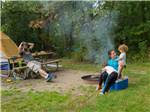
[1,1,150,63]
[71,47,86,62]
[128,40,148,63]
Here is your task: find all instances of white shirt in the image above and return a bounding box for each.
[118,52,126,65]
[102,66,118,75]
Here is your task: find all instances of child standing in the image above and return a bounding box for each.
[117,44,128,79]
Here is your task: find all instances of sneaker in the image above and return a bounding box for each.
[46,73,53,82]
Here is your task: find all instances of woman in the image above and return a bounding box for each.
[96,49,118,91]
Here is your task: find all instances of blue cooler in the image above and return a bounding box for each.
[110,76,128,91]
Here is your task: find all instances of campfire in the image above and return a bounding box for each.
[81,74,100,84]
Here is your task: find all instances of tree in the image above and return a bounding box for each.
[1,1,150,62]
[1,1,42,50]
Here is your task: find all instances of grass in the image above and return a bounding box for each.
[61,58,101,72]
[1,59,150,112]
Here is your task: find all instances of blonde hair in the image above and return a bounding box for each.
[118,44,128,52]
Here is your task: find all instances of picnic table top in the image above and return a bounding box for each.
[32,51,55,57]
[7,51,55,63]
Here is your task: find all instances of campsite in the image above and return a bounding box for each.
[1,1,150,112]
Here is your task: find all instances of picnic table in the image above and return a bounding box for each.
[8,51,55,62]
[5,51,61,79]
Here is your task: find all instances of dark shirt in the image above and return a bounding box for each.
[20,51,34,63]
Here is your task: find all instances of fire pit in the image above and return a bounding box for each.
[81,74,99,84]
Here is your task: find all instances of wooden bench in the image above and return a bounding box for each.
[11,59,61,71]
[8,59,61,80]
[7,51,61,79]
[41,59,61,70]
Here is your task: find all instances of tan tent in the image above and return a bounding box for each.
[0,32,19,58]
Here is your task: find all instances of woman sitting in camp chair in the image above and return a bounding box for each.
[18,42,53,82]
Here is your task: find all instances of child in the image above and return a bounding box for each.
[100,66,118,95]
[117,44,128,79]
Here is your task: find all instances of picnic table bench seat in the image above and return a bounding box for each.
[12,59,61,72]
[6,51,61,79]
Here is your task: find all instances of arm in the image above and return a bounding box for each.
[115,55,123,61]
[27,42,34,49]
[18,42,25,53]
[115,57,122,61]
[118,53,124,61]
[18,42,24,49]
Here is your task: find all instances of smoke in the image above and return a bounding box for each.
[41,1,118,64]
[80,10,118,63]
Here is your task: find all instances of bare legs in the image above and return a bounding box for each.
[39,69,49,79]
[118,62,124,79]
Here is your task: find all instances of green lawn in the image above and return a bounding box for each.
[1,59,150,112]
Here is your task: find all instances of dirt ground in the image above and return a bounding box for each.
[1,70,98,94]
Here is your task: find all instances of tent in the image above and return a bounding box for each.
[0,32,19,70]
[0,32,19,59]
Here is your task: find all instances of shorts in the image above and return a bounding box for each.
[119,61,126,66]
[27,61,41,73]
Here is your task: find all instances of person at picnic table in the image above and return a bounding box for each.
[18,42,53,82]
[96,49,119,93]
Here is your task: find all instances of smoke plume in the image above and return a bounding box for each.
[41,1,118,63]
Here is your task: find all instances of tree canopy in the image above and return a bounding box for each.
[1,1,150,63]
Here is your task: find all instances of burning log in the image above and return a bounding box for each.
[81,74,100,84]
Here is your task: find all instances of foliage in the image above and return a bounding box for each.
[128,40,148,63]
[113,2,150,58]
[1,1,41,49]
[1,1,150,62]
[71,47,87,62]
